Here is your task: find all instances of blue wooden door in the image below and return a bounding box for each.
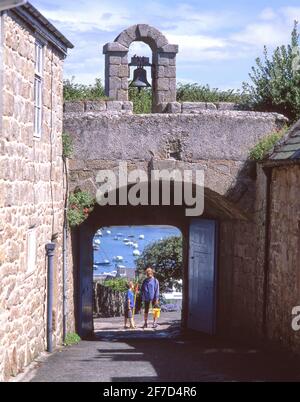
[188,219,217,334]
[78,224,94,339]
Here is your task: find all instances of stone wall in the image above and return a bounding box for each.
[266,164,300,352]
[93,281,125,318]
[64,100,133,114]
[64,106,286,215]
[0,12,74,381]
[218,165,267,340]
[158,101,239,113]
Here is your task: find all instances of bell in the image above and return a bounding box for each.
[130,67,151,92]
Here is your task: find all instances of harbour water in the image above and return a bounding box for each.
[93,225,181,276]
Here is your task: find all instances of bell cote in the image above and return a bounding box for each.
[103,24,179,112]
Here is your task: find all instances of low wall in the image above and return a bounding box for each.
[158,101,240,113]
[93,282,125,318]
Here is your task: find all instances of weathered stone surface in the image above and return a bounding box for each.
[206,103,218,110]
[182,102,207,112]
[217,102,238,111]
[137,24,149,38]
[159,44,179,53]
[94,282,125,318]
[85,101,106,112]
[156,102,168,113]
[103,42,128,54]
[119,64,128,78]
[164,66,176,78]
[156,78,170,91]
[122,101,133,111]
[167,102,181,114]
[64,109,285,172]
[106,101,123,111]
[64,101,84,113]
[108,56,121,65]
[0,12,75,382]
[266,165,300,353]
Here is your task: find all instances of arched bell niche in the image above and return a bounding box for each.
[103,24,179,112]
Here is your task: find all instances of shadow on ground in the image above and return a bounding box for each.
[28,313,300,382]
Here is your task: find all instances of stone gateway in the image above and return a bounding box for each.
[1,7,300,383]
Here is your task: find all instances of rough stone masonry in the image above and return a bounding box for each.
[0,8,74,382]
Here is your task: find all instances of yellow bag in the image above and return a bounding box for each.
[153,308,161,319]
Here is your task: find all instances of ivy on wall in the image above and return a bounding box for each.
[249,126,288,160]
[67,190,95,227]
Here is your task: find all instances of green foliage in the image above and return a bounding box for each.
[64,333,81,346]
[243,21,300,121]
[62,133,73,159]
[136,236,183,292]
[129,87,152,114]
[63,77,245,114]
[67,190,95,227]
[63,77,106,101]
[176,83,245,103]
[249,126,287,160]
[104,278,131,292]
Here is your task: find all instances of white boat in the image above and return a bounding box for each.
[95,259,111,266]
[133,250,141,256]
[113,256,124,262]
[106,230,111,235]
[133,243,139,249]
[94,239,101,245]
[113,236,118,240]
[123,238,130,243]
[126,241,134,246]
[139,235,145,240]
[96,230,103,236]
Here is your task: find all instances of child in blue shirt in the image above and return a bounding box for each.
[124,281,135,329]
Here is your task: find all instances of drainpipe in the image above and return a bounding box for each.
[262,167,272,338]
[63,156,69,342]
[63,222,68,342]
[46,242,56,353]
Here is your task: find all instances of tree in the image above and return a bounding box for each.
[243,21,300,121]
[176,83,244,103]
[136,236,183,292]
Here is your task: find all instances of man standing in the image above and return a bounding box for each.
[141,268,160,329]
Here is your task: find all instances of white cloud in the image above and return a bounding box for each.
[38,0,132,33]
[259,8,277,21]
[281,7,300,24]
[35,1,300,86]
[232,6,300,49]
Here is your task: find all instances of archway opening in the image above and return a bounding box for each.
[128,41,153,114]
[93,225,183,336]
[74,180,247,340]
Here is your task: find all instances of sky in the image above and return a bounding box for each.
[30,0,300,90]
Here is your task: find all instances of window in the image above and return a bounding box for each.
[27,227,37,274]
[34,40,44,138]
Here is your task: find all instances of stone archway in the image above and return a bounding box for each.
[103,24,178,111]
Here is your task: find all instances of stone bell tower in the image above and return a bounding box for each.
[103,24,179,112]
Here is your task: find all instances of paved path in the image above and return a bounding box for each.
[26,313,300,382]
